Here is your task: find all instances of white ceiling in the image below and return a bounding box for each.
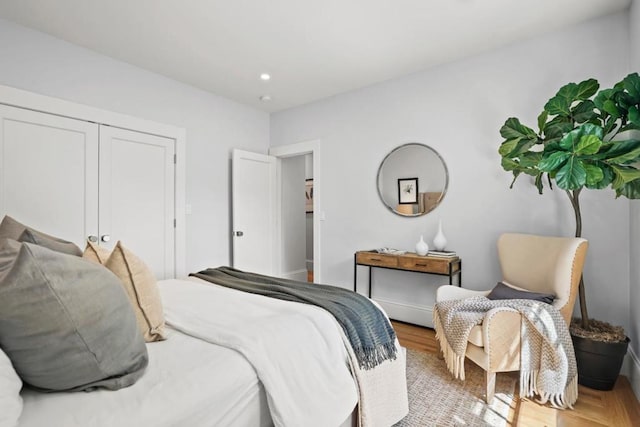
[0,0,632,112]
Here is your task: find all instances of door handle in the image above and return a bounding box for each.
[101,235,111,242]
[87,235,98,243]
[234,231,244,237]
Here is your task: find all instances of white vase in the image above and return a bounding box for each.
[415,235,429,256]
[433,220,447,251]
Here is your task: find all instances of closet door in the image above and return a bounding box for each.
[99,126,175,279]
[0,105,99,246]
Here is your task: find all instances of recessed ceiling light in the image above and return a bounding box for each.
[259,95,272,102]
[260,73,271,81]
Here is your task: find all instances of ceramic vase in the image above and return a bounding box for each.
[433,220,447,251]
[415,235,429,256]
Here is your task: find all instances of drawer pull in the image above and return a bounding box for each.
[415,263,427,267]
[370,258,381,261]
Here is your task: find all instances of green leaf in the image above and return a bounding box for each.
[616,92,635,111]
[509,171,522,188]
[537,110,548,133]
[518,151,543,168]
[545,82,578,116]
[539,151,570,172]
[629,106,640,127]
[555,157,586,190]
[595,139,640,161]
[571,100,597,123]
[593,164,615,189]
[513,139,539,156]
[606,142,640,164]
[501,157,519,172]
[498,139,520,157]
[603,99,621,118]
[583,163,604,188]
[611,165,640,189]
[594,88,614,111]
[576,78,599,100]
[623,73,640,101]
[575,134,602,155]
[544,116,573,139]
[559,123,604,151]
[616,178,640,199]
[534,172,544,194]
[500,118,537,140]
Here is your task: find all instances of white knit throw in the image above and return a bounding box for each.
[433,296,578,409]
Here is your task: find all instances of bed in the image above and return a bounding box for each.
[3,267,407,427]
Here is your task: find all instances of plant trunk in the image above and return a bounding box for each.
[566,189,589,329]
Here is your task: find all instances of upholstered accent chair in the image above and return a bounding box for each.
[435,233,588,403]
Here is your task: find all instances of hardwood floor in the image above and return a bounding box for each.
[392,320,640,426]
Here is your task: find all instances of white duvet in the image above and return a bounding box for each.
[159,278,359,427]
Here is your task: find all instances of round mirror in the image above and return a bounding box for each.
[376,143,448,217]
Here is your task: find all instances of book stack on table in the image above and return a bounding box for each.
[427,250,457,258]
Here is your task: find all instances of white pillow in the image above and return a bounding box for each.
[0,347,22,427]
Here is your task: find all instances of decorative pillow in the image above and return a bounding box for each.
[0,215,82,256]
[0,348,22,427]
[83,241,112,264]
[0,239,148,391]
[105,241,167,342]
[18,228,83,257]
[487,281,555,304]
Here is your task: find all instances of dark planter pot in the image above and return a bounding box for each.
[571,333,630,391]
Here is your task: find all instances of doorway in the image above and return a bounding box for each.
[279,154,313,282]
[269,140,322,284]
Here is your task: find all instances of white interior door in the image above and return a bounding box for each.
[0,105,99,246]
[99,126,175,279]
[232,149,277,275]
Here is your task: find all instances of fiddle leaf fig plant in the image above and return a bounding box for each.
[498,72,640,334]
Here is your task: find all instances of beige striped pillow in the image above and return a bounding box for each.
[82,241,112,264]
[104,241,167,342]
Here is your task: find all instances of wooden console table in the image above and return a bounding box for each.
[354,250,462,298]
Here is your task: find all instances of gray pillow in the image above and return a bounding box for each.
[0,215,82,257]
[0,238,148,392]
[487,281,555,304]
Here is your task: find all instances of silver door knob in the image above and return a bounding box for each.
[87,235,98,243]
[234,231,244,237]
[100,235,111,242]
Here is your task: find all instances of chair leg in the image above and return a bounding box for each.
[486,371,496,404]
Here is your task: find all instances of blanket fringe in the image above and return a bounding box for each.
[521,370,578,409]
[433,308,466,380]
[353,342,398,370]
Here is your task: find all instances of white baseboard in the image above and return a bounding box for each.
[628,346,640,401]
[282,268,307,282]
[374,298,433,328]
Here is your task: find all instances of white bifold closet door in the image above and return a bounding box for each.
[99,126,175,279]
[0,104,175,279]
[0,105,99,246]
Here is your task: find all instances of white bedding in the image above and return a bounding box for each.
[159,278,359,427]
[16,275,398,427]
[18,328,271,427]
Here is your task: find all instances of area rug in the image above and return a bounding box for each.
[394,349,517,426]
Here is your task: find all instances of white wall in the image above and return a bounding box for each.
[628,0,640,396]
[0,18,270,273]
[271,12,631,328]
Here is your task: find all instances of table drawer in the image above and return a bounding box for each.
[398,257,449,274]
[356,252,398,268]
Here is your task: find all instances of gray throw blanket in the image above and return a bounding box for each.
[191,266,397,370]
[434,296,578,409]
